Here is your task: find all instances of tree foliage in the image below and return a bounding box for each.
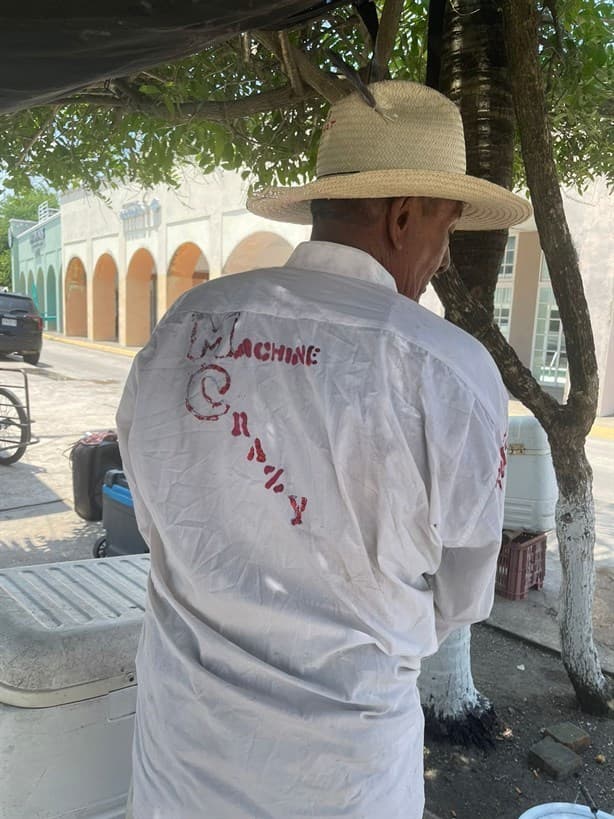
[0,187,58,287]
[0,0,608,196]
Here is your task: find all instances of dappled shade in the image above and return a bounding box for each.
[92,254,119,341]
[126,248,157,347]
[223,232,293,276]
[167,242,209,307]
[64,257,87,337]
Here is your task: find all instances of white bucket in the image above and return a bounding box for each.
[519,804,614,819]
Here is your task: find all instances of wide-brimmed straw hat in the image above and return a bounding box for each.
[247,81,532,230]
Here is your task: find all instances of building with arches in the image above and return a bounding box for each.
[58,168,310,348]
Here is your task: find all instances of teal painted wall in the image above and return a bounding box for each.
[10,213,62,331]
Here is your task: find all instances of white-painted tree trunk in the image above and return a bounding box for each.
[556,480,613,714]
[419,626,495,746]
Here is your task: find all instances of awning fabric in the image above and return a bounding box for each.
[0,1,345,113]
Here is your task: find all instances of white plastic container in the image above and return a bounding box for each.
[519,804,614,819]
[504,415,557,532]
[0,554,149,819]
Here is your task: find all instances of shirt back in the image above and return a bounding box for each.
[117,242,508,819]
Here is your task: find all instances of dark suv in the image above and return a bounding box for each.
[0,292,43,365]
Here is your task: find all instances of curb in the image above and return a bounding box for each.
[482,620,614,679]
[589,424,614,441]
[508,410,614,442]
[43,333,138,358]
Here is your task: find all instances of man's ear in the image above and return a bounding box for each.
[386,197,414,250]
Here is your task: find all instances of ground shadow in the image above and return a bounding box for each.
[0,458,68,519]
[0,515,102,568]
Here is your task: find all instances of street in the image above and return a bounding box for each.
[0,339,133,568]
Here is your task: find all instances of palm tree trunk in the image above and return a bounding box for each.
[418,0,514,745]
[439,0,513,312]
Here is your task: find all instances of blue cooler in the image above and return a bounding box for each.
[94,470,149,558]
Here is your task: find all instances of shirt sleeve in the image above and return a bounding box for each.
[116,363,137,491]
[116,359,157,549]
[429,478,505,645]
[424,389,508,646]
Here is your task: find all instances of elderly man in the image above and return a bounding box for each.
[118,81,531,819]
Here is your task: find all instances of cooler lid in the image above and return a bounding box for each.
[507,415,551,455]
[0,555,149,708]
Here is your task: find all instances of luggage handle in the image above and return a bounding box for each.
[104,468,125,488]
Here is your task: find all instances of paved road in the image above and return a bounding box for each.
[0,336,133,384]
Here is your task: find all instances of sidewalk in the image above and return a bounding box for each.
[43,331,139,358]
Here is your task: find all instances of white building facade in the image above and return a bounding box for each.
[59,168,310,347]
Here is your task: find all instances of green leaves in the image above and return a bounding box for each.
[0,0,609,195]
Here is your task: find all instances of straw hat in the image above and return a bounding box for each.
[247,81,532,230]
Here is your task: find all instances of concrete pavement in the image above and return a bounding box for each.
[2,334,613,680]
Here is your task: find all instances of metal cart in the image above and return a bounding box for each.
[0,367,38,465]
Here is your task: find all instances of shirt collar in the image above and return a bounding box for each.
[285,241,398,293]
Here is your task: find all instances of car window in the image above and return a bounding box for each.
[0,295,36,313]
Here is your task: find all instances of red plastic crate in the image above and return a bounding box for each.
[495,530,547,601]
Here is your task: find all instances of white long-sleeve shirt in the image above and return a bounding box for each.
[117,241,508,819]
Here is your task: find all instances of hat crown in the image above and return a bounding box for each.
[316,81,467,179]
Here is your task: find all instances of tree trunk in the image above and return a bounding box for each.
[501,0,612,717]
[549,435,613,714]
[419,626,496,748]
[439,0,513,313]
[418,0,514,745]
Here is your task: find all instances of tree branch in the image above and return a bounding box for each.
[279,31,305,96]
[432,263,561,430]
[16,104,60,167]
[49,84,318,124]
[374,0,404,80]
[111,78,144,107]
[501,0,599,435]
[254,30,345,103]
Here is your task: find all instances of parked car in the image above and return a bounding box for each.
[0,292,43,365]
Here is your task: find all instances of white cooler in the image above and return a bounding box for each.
[0,555,149,819]
[504,415,557,532]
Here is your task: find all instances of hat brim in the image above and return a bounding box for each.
[247,169,532,230]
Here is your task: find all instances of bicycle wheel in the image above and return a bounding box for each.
[0,387,28,465]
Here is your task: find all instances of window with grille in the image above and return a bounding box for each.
[493,235,517,339]
[531,259,568,388]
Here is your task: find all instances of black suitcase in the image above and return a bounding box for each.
[94,469,149,558]
[70,431,122,521]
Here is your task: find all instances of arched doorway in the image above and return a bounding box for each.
[64,257,88,337]
[167,242,209,308]
[223,232,294,276]
[35,269,45,316]
[92,254,119,341]
[126,249,157,347]
[46,266,58,330]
